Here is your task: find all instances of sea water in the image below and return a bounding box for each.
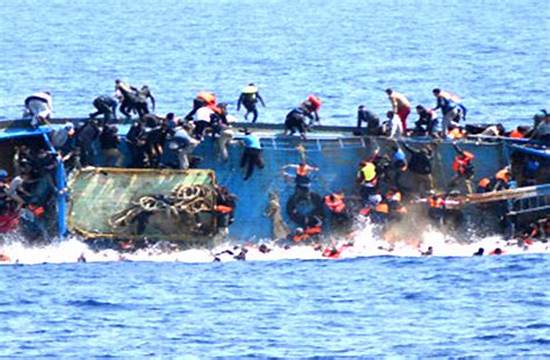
[0,0,549,357]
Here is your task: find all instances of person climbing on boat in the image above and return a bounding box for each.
[530,112,550,144]
[401,141,434,195]
[184,91,217,121]
[356,105,381,135]
[237,83,266,123]
[324,191,349,224]
[385,88,411,131]
[412,105,438,137]
[99,124,122,167]
[240,129,264,180]
[169,122,200,169]
[437,89,467,122]
[210,103,236,162]
[214,185,237,235]
[135,85,155,118]
[356,160,379,203]
[282,161,319,192]
[75,119,102,167]
[431,88,459,138]
[493,166,512,191]
[390,144,408,191]
[89,95,118,123]
[302,95,322,126]
[449,142,475,193]
[284,107,310,140]
[24,92,52,128]
[126,120,147,167]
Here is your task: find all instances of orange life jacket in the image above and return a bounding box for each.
[495,168,511,183]
[509,129,524,139]
[452,151,474,175]
[293,233,309,243]
[324,194,346,213]
[296,165,310,177]
[305,226,322,236]
[215,205,233,214]
[374,203,389,214]
[478,177,492,189]
[28,205,45,217]
[307,95,322,110]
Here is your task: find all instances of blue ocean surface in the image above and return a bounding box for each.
[0,0,548,126]
[0,255,549,358]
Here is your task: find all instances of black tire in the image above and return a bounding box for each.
[286,191,324,227]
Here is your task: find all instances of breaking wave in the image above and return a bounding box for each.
[1,222,548,265]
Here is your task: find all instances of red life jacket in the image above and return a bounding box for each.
[215,205,233,214]
[452,151,474,175]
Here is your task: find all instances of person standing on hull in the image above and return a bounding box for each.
[237,83,265,123]
[24,92,52,128]
[356,105,380,135]
[115,79,139,119]
[89,95,118,124]
[240,129,264,180]
[431,88,459,138]
[303,95,322,126]
[385,88,411,132]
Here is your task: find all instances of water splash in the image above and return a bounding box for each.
[0,223,548,265]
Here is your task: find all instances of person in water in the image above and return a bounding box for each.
[240,129,264,180]
[386,88,411,131]
[90,95,118,123]
[237,83,266,123]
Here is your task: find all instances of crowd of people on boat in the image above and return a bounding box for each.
[11,82,549,248]
[0,145,58,238]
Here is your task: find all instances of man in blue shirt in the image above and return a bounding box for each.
[240,129,264,180]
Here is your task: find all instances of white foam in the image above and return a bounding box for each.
[0,223,548,265]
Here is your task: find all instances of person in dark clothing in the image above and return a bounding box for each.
[143,120,171,168]
[126,121,146,168]
[75,120,102,167]
[237,83,266,123]
[99,125,121,167]
[284,107,309,140]
[356,105,380,135]
[240,129,264,180]
[401,141,434,195]
[135,85,155,118]
[473,247,484,256]
[115,79,140,119]
[413,105,438,137]
[90,95,118,123]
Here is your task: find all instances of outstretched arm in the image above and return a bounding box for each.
[237,93,243,111]
[257,93,266,107]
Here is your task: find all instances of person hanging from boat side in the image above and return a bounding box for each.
[448,141,475,193]
[282,160,319,194]
[239,129,264,180]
